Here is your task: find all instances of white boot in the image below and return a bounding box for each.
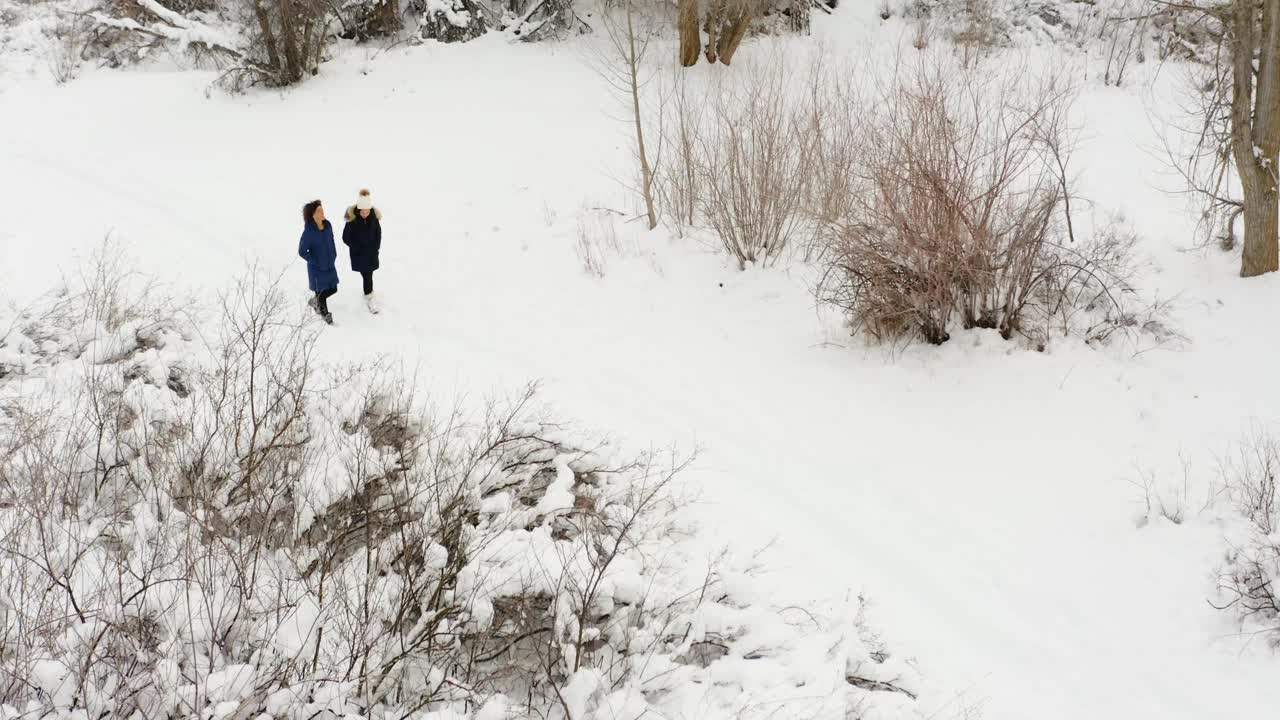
[365,292,380,314]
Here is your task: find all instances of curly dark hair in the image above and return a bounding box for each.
[302,199,323,226]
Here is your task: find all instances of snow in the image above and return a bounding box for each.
[2,3,1280,719]
[535,456,578,515]
[206,665,257,703]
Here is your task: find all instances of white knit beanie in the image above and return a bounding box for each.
[356,189,373,211]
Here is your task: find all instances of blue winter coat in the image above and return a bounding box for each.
[298,220,339,292]
[342,206,382,273]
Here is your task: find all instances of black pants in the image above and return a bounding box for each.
[315,287,336,314]
[360,271,374,295]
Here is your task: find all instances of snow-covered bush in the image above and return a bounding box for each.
[338,0,402,41]
[1216,428,1280,644]
[413,0,488,42]
[28,0,325,89]
[82,0,243,71]
[504,0,589,41]
[0,247,924,720]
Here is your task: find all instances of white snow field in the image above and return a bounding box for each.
[3,4,1280,719]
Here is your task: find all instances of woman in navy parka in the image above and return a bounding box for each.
[299,199,339,324]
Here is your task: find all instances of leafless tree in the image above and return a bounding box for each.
[594,0,662,230]
[1167,0,1280,275]
[1227,0,1280,275]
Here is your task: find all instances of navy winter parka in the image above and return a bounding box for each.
[342,206,382,273]
[298,220,340,293]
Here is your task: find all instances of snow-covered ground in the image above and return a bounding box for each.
[3,4,1280,718]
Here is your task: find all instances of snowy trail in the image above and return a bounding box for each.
[4,17,1280,720]
[330,224,1279,718]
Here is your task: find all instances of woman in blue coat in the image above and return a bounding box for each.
[298,199,339,324]
[342,188,382,314]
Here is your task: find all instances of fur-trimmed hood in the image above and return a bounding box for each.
[345,206,383,222]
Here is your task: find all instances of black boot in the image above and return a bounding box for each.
[317,291,334,324]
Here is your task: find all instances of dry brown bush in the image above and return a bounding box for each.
[814,56,1147,347]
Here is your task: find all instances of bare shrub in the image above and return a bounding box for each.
[1129,455,1220,529]
[814,56,1151,347]
[46,16,90,85]
[656,70,704,234]
[686,56,817,269]
[952,0,1004,64]
[574,210,622,277]
[1215,427,1280,642]
[798,57,861,263]
[912,16,931,49]
[1224,429,1280,536]
[1099,2,1148,87]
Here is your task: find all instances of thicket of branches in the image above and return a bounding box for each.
[0,245,920,720]
[654,54,817,268]
[1215,428,1280,643]
[643,50,1164,348]
[812,58,1156,347]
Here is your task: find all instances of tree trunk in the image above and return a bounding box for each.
[1233,0,1280,276]
[624,4,658,230]
[703,0,721,63]
[279,0,302,83]
[380,0,401,34]
[716,5,752,65]
[1240,172,1280,275]
[678,0,701,67]
[252,0,281,71]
